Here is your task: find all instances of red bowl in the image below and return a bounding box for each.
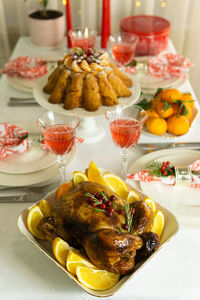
[120,15,170,56]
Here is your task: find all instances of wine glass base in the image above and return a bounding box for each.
[77,117,105,144]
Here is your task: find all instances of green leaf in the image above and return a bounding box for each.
[154,88,163,98]
[163,101,171,112]
[94,208,105,213]
[181,103,188,116]
[136,98,151,110]
[126,60,137,67]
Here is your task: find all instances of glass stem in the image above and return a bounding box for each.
[121,148,128,180]
[57,155,66,185]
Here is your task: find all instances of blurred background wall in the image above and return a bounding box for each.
[0,0,199,98]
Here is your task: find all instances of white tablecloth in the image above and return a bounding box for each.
[0,37,200,300]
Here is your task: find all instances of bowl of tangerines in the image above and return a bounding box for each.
[137,88,198,137]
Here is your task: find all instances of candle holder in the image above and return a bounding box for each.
[69,27,97,51]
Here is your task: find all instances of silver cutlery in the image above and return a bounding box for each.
[8,101,39,107]
[9,97,35,102]
[0,191,51,203]
[136,142,200,151]
[0,180,60,193]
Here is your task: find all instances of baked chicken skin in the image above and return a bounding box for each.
[38,181,158,274]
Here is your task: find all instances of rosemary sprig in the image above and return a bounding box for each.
[101,191,108,202]
[84,192,102,205]
[94,208,105,213]
[146,161,163,177]
[123,204,133,233]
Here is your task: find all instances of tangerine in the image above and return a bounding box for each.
[181,105,193,120]
[167,115,190,135]
[158,89,182,103]
[156,101,174,119]
[146,117,167,136]
[181,93,195,109]
[172,103,180,115]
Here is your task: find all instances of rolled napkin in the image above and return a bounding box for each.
[0,57,47,79]
[127,160,200,189]
[125,53,194,79]
[0,123,84,159]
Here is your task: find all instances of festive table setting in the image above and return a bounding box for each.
[0,0,200,299]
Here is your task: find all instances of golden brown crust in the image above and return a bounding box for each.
[96,72,118,106]
[43,64,65,94]
[108,71,132,97]
[109,61,133,87]
[48,68,70,104]
[64,72,85,110]
[82,73,102,111]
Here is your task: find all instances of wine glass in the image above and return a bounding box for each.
[109,32,138,70]
[37,111,80,184]
[105,106,147,180]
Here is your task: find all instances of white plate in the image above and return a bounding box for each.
[17,171,178,297]
[0,145,76,186]
[127,149,200,227]
[7,76,33,93]
[33,74,141,118]
[0,148,57,174]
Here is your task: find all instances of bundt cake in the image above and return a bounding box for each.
[43,48,133,112]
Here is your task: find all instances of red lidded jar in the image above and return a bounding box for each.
[120,15,170,56]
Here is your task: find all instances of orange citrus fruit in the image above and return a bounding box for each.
[181,93,195,109]
[87,161,106,186]
[158,89,182,103]
[127,190,140,203]
[151,210,165,237]
[102,173,128,199]
[156,101,174,119]
[146,117,167,136]
[66,250,96,275]
[27,205,45,240]
[72,171,88,187]
[56,182,72,199]
[144,197,157,214]
[52,237,71,266]
[76,266,120,291]
[38,199,51,217]
[167,115,190,135]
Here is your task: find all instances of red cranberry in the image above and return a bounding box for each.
[131,207,135,215]
[98,199,103,204]
[166,161,170,165]
[118,209,124,215]
[161,166,165,171]
[92,203,97,207]
[106,201,112,207]
[95,193,101,199]
[163,171,167,176]
[110,195,116,201]
[162,162,166,166]
[88,197,93,203]
[122,224,129,230]
[107,207,115,217]
[99,203,106,210]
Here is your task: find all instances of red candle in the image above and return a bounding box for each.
[84,28,88,54]
[101,0,110,48]
[66,0,72,48]
[107,0,111,38]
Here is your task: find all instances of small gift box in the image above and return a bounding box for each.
[127,160,200,189]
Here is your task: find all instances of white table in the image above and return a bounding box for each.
[0,37,200,300]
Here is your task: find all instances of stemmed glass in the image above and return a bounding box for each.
[109,32,138,70]
[105,106,147,180]
[37,111,80,184]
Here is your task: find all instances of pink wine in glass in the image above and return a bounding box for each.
[110,119,142,149]
[42,124,76,155]
[112,44,135,65]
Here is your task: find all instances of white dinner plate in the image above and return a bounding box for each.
[0,148,57,174]
[0,146,76,186]
[127,149,200,227]
[6,76,33,93]
[33,74,141,118]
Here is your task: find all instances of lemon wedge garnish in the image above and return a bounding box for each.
[38,199,51,217]
[66,250,96,275]
[27,205,45,240]
[144,197,157,214]
[127,190,140,203]
[151,209,165,237]
[72,171,88,187]
[52,237,71,266]
[76,266,120,291]
[102,173,128,199]
[87,161,106,186]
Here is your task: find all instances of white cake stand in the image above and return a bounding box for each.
[33,75,141,143]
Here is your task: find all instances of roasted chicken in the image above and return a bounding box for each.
[37,181,160,274]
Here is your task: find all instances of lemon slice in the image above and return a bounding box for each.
[71,60,81,72]
[151,210,165,237]
[38,199,51,217]
[102,173,128,199]
[52,237,71,266]
[144,197,157,214]
[66,250,96,275]
[76,266,120,291]
[27,205,45,239]
[87,161,106,186]
[127,190,140,203]
[72,171,88,187]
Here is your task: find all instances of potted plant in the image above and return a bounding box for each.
[26,0,65,47]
